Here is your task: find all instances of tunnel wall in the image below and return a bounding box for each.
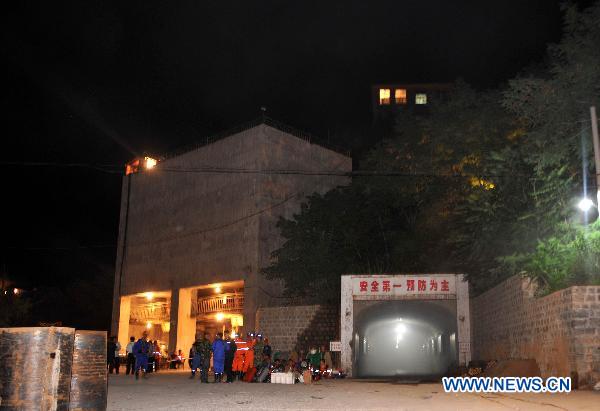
[353,300,458,377]
[471,275,600,387]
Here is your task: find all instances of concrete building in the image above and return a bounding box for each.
[110,118,351,355]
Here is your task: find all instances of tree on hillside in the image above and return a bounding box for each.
[263,83,518,297]
[482,2,600,292]
[449,2,600,293]
[264,2,600,298]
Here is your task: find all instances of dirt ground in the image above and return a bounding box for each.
[107,371,599,411]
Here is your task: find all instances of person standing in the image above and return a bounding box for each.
[199,332,212,383]
[133,331,150,380]
[223,331,237,383]
[243,334,255,379]
[253,334,264,368]
[113,338,121,374]
[212,333,225,382]
[125,336,136,375]
[107,336,117,374]
[232,336,245,379]
[152,340,161,372]
[189,335,203,379]
[262,337,272,359]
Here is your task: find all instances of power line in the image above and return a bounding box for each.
[159,166,538,179]
[4,244,116,251]
[127,194,298,248]
[0,161,122,174]
[1,160,538,179]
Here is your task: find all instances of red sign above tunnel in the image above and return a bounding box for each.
[351,274,457,299]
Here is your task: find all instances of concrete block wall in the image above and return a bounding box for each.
[472,275,600,386]
[256,304,339,356]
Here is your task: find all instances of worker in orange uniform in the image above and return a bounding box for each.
[232,336,248,380]
[243,335,255,375]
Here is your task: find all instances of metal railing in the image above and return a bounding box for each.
[192,293,244,316]
[162,116,351,161]
[129,302,170,323]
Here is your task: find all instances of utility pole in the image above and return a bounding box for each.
[591,106,600,205]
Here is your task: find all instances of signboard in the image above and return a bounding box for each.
[351,274,456,298]
[330,341,341,352]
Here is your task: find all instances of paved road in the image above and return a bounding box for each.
[107,371,599,410]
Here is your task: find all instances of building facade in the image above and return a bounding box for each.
[371,83,453,138]
[110,119,351,354]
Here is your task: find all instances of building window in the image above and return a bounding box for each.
[379,88,391,105]
[415,93,427,105]
[394,89,407,104]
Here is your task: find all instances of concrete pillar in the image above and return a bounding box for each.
[168,288,196,354]
[340,275,354,377]
[111,175,131,339]
[243,274,259,334]
[116,296,131,353]
[456,274,471,366]
[110,292,120,341]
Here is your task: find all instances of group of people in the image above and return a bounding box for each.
[107,332,169,379]
[108,330,335,384]
[189,331,272,383]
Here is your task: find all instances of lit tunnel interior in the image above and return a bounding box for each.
[354,300,458,378]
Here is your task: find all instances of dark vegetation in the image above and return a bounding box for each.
[264,3,600,300]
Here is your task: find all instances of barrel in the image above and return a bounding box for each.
[69,331,107,411]
[0,327,75,410]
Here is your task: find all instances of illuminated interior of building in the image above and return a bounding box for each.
[118,291,172,355]
[117,280,245,355]
[415,93,428,105]
[378,88,391,105]
[394,88,407,104]
[192,280,245,339]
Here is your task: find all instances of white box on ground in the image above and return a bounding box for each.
[271,372,294,384]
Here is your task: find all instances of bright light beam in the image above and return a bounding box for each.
[578,197,595,212]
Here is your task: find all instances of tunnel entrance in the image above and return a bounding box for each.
[340,274,470,378]
[354,300,457,377]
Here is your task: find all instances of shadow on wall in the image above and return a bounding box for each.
[294,305,340,362]
[354,301,457,378]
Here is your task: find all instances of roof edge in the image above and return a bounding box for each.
[162,116,351,161]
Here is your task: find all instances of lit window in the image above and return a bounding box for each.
[415,93,427,105]
[379,88,391,105]
[394,89,407,104]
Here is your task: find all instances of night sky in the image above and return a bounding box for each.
[1,1,571,314]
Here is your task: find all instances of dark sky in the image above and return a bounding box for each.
[1,0,568,290]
